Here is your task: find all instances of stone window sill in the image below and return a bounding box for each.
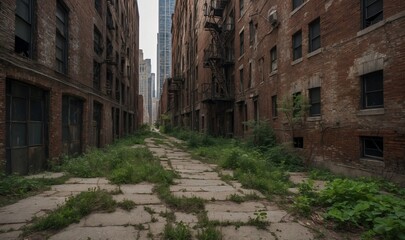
[291,58,303,65]
[290,1,309,17]
[307,48,323,59]
[307,116,321,122]
[360,158,384,167]
[269,70,278,77]
[357,108,385,116]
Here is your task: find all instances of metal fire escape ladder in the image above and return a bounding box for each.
[203,0,232,102]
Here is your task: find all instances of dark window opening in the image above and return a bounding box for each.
[362,0,383,28]
[292,30,302,60]
[361,136,383,159]
[15,0,33,57]
[56,2,68,74]
[249,21,254,46]
[115,78,120,102]
[93,102,102,147]
[272,95,278,118]
[62,96,83,155]
[94,26,103,55]
[239,0,244,16]
[95,0,102,16]
[293,0,304,10]
[239,68,244,92]
[294,137,304,148]
[254,99,259,122]
[240,30,244,56]
[106,68,113,96]
[248,62,252,88]
[93,60,101,90]
[270,46,277,72]
[309,18,321,52]
[309,87,321,116]
[362,70,383,109]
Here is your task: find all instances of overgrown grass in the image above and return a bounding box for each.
[60,131,176,185]
[0,174,69,207]
[23,188,116,236]
[156,183,205,213]
[294,178,405,239]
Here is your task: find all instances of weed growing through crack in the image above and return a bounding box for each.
[23,188,116,236]
[197,224,223,240]
[144,206,156,214]
[117,199,136,211]
[156,184,205,213]
[163,222,192,240]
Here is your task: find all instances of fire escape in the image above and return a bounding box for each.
[202,0,234,103]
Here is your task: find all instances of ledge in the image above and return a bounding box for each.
[357,108,385,116]
[360,158,385,168]
[307,48,323,59]
[291,58,303,65]
[357,11,405,37]
[269,70,278,77]
[307,116,321,122]
[238,54,245,62]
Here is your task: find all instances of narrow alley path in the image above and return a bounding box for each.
[0,136,315,240]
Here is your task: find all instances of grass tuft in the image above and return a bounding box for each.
[117,199,136,211]
[163,222,192,240]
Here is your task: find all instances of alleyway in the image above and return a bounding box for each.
[0,136,315,240]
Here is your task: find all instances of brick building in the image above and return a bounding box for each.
[0,0,140,175]
[168,0,405,181]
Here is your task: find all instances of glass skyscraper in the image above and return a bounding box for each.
[157,0,175,98]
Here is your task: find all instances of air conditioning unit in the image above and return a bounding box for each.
[268,10,279,27]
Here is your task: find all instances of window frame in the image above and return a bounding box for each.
[362,0,383,29]
[93,60,101,91]
[361,136,383,160]
[15,0,34,58]
[292,30,302,60]
[308,18,321,52]
[309,87,321,116]
[270,46,277,72]
[272,95,278,118]
[94,26,103,55]
[56,1,69,74]
[292,0,304,10]
[239,68,244,92]
[239,30,244,56]
[362,70,384,109]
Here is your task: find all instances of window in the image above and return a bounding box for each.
[254,99,259,122]
[361,136,383,159]
[272,95,278,118]
[56,2,68,74]
[309,87,321,116]
[94,26,103,55]
[93,61,101,90]
[95,0,102,16]
[239,30,244,56]
[15,0,34,57]
[239,0,244,16]
[292,30,302,60]
[362,0,383,28]
[239,68,244,92]
[362,70,383,108]
[258,58,264,82]
[294,137,304,148]
[292,0,304,10]
[293,92,302,117]
[309,18,321,52]
[106,68,113,96]
[249,21,255,46]
[270,46,277,72]
[248,62,252,88]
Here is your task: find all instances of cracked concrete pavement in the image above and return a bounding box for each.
[0,136,316,240]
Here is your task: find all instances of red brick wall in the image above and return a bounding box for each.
[0,0,140,173]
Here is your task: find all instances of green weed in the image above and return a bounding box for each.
[197,225,222,240]
[24,188,116,235]
[163,222,192,240]
[156,184,205,213]
[117,199,136,211]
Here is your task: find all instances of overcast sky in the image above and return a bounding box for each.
[138,0,158,74]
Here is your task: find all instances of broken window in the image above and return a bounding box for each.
[56,2,68,74]
[361,136,383,159]
[362,70,383,109]
[15,0,33,57]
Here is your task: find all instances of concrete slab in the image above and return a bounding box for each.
[51,184,116,192]
[174,179,228,186]
[174,212,198,224]
[170,185,236,192]
[25,172,65,179]
[0,230,22,240]
[220,226,275,240]
[0,196,66,224]
[49,226,138,240]
[113,194,161,205]
[119,183,154,194]
[206,201,266,212]
[0,223,25,231]
[179,172,220,180]
[269,222,314,240]
[65,178,110,184]
[83,208,151,227]
[172,191,242,201]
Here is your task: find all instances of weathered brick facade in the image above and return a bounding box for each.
[168,0,405,182]
[0,0,140,174]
